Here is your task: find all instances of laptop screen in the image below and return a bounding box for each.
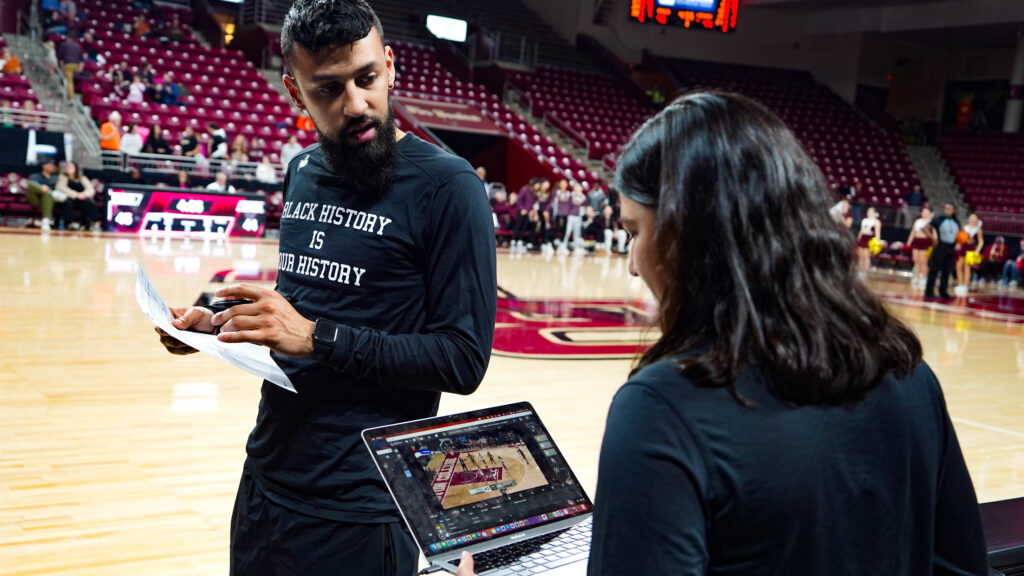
[363,402,592,556]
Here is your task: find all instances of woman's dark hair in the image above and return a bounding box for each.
[616,91,922,406]
[282,0,384,65]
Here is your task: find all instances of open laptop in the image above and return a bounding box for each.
[362,402,593,575]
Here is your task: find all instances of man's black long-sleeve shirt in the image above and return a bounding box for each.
[247,134,497,523]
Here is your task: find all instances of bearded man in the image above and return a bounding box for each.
[155,1,497,573]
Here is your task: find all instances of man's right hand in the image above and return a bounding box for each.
[41,185,51,194]
[155,306,215,355]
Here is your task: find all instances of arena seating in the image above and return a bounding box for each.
[662,57,919,206]
[506,65,655,161]
[0,38,40,108]
[390,41,601,188]
[72,0,310,164]
[939,132,1024,214]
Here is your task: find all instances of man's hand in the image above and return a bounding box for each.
[41,185,51,194]
[455,551,476,576]
[210,283,315,358]
[155,305,215,355]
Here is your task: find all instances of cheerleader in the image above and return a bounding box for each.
[904,207,933,288]
[856,206,881,274]
[955,213,984,295]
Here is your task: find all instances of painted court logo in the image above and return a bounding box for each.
[200,270,657,359]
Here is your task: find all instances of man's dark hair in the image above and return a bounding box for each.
[282,0,384,65]
[616,91,922,406]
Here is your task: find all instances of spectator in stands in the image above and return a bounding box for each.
[1000,238,1024,288]
[979,236,1007,284]
[279,134,303,168]
[535,179,554,252]
[165,14,184,42]
[42,0,59,12]
[57,33,84,101]
[126,74,146,104]
[175,169,192,189]
[80,31,103,65]
[551,178,573,244]
[206,171,236,194]
[511,178,539,251]
[26,155,59,231]
[143,124,170,154]
[829,197,852,229]
[1,47,23,75]
[561,181,587,253]
[56,160,99,231]
[157,71,181,106]
[58,0,77,23]
[127,166,148,185]
[255,156,277,184]
[99,111,122,151]
[597,204,627,254]
[179,125,202,159]
[902,184,925,226]
[249,136,265,161]
[490,187,514,232]
[475,166,491,197]
[586,184,607,213]
[21,100,38,130]
[120,124,143,156]
[230,134,250,163]
[132,15,152,39]
[924,203,960,300]
[0,100,13,128]
[582,205,600,241]
[207,122,229,160]
[44,10,67,37]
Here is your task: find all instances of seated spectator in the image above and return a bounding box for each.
[175,169,192,189]
[120,124,143,155]
[132,15,152,39]
[59,0,78,23]
[127,166,148,185]
[99,111,122,151]
[126,74,147,104]
[165,13,184,42]
[156,71,181,106]
[582,205,600,240]
[979,236,1007,283]
[179,125,202,158]
[248,136,265,160]
[279,134,303,168]
[207,122,229,160]
[255,156,277,184]
[20,100,38,130]
[44,10,67,36]
[0,100,13,128]
[0,47,23,75]
[1001,238,1024,287]
[490,188,515,231]
[143,124,170,154]
[205,171,236,194]
[475,166,491,197]
[42,0,59,12]
[597,204,627,253]
[56,160,100,231]
[26,155,60,231]
[586,184,607,213]
[80,31,104,65]
[230,134,249,163]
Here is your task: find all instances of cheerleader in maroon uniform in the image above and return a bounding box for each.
[955,213,984,295]
[905,207,933,288]
[856,206,881,274]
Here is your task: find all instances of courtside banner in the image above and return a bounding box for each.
[393,96,505,135]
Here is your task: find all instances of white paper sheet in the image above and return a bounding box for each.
[135,265,296,393]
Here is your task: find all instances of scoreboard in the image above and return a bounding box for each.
[629,0,739,33]
[105,185,267,238]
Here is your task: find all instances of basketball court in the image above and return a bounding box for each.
[1,228,1023,574]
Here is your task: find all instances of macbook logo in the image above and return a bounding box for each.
[509,532,528,541]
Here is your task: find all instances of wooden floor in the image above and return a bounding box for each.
[2,228,1023,575]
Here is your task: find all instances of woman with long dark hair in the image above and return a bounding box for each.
[457,92,986,575]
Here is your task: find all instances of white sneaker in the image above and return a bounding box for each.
[41,218,51,231]
[954,285,968,297]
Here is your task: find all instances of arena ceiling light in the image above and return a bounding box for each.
[427,15,468,43]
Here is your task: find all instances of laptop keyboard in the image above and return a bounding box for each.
[452,520,591,575]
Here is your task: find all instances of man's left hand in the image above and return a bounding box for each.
[210,283,315,357]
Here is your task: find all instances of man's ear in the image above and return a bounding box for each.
[283,74,307,113]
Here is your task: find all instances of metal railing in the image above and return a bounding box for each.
[0,107,69,132]
[976,211,1024,236]
[545,112,589,156]
[70,101,101,168]
[100,150,285,183]
[239,0,288,27]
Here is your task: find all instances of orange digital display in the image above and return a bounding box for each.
[629,0,739,33]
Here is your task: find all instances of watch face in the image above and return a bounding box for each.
[315,319,338,343]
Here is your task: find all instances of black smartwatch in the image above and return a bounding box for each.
[311,318,339,361]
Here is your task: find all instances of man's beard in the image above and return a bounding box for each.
[317,108,397,200]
